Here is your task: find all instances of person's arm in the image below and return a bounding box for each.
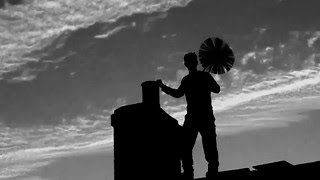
[208,74,220,93]
[157,80,184,98]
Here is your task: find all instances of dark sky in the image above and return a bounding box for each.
[1,0,320,179]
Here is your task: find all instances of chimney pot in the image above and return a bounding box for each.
[141,81,160,106]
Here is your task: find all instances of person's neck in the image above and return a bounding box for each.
[188,69,198,74]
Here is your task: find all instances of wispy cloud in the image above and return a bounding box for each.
[233,30,320,74]
[0,115,113,179]
[307,31,320,48]
[95,22,136,39]
[0,0,194,78]
[95,25,127,39]
[214,67,320,112]
[162,64,320,134]
[0,161,52,180]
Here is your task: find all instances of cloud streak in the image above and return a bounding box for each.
[162,63,320,134]
[0,0,193,78]
[0,116,113,179]
[94,22,136,39]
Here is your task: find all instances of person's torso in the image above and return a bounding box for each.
[182,71,213,113]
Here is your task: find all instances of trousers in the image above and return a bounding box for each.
[181,112,219,174]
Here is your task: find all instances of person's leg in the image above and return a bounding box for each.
[181,123,198,179]
[199,120,219,179]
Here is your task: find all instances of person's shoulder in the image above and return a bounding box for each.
[201,72,215,82]
[198,71,211,77]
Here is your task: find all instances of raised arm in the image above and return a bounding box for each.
[157,80,185,98]
[208,74,220,93]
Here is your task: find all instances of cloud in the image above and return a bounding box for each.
[0,0,195,127]
[0,161,52,179]
[37,1,62,9]
[95,25,127,39]
[241,47,274,66]
[307,31,320,48]
[2,0,320,177]
[19,176,51,180]
[94,22,136,39]
[0,0,25,8]
[156,66,165,71]
[0,115,113,179]
[0,0,194,78]
[234,30,320,74]
[8,74,36,83]
[161,61,320,134]
[157,30,320,92]
[161,34,177,39]
[6,67,39,83]
[158,31,320,127]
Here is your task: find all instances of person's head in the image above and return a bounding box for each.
[184,52,198,71]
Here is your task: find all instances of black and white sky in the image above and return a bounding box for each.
[1,0,320,179]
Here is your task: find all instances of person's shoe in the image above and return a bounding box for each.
[206,171,218,180]
[181,171,194,180]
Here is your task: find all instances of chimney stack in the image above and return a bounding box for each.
[141,81,160,106]
[111,80,182,180]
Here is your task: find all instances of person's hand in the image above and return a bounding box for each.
[156,79,164,87]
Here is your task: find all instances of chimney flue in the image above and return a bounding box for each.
[141,81,160,106]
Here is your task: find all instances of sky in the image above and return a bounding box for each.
[0,0,320,179]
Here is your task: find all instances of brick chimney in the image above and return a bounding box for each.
[141,81,159,106]
[111,80,182,180]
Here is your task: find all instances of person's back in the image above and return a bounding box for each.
[182,71,215,114]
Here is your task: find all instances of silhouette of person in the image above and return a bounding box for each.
[157,52,220,180]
